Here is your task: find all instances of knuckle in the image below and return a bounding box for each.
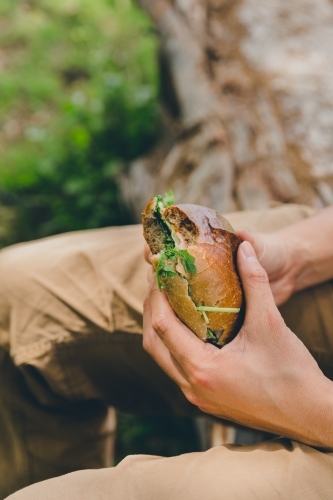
[265,310,283,332]
[248,267,269,285]
[146,268,154,283]
[188,366,211,389]
[197,405,209,415]
[143,296,150,312]
[142,334,151,354]
[152,312,168,337]
[183,389,201,408]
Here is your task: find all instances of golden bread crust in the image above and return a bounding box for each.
[143,201,244,347]
[186,243,243,345]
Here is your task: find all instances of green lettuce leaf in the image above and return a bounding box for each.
[177,250,196,274]
[162,189,174,207]
[155,248,196,291]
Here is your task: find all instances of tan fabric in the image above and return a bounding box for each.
[1,204,333,498]
[6,440,333,500]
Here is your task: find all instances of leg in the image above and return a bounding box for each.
[0,225,196,497]
[0,348,116,498]
[6,439,333,500]
[1,204,333,495]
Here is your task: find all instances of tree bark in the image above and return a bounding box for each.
[120,0,333,220]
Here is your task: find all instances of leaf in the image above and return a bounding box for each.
[164,248,177,261]
[155,251,177,290]
[178,250,196,275]
[162,189,174,207]
[207,328,217,339]
[153,195,163,211]
[153,190,174,212]
[161,264,177,277]
[155,251,166,291]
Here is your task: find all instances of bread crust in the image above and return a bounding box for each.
[143,200,244,347]
[142,199,165,254]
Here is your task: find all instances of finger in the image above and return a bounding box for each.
[146,266,154,283]
[144,244,152,264]
[237,241,280,318]
[143,286,189,388]
[236,229,254,246]
[237,230,266,262]
[148,279,211,371]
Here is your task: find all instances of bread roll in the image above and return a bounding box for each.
[142,194,244,347]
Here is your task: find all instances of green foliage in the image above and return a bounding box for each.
[115,413,201,464]
[0,0,159,242]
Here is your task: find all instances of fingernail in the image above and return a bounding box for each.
[240,241,257,260]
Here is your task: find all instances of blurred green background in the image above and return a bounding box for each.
[0,0,159,245]
[1,0,201,460]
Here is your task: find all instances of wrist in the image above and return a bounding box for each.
[266,364,333,449]
[295,373,333,449]
[274,206,333,293]
[277,229,313,295]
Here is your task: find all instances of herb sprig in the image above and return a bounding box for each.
[154,189,175,211]
[196,306,240,313]
[156,248,197,291]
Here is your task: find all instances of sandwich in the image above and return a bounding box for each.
[142,191,244,347]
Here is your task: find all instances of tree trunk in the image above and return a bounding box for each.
[120,0,333,220]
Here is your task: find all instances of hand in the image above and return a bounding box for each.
[237,230,296,306]
[144,243,152,264]
[144,243,154,283]
[143,241,333,448]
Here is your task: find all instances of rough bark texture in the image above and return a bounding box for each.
[120,0,333,219]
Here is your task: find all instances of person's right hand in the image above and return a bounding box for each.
[236,230,296,306]
[143,240,333,449]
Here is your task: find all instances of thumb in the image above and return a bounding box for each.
[237,240,275,312]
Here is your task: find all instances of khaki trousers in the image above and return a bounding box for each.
[2,204,333,499]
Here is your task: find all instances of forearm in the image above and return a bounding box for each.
[271,372,333,449]
[278,205,333,293]
[311,376,333,449]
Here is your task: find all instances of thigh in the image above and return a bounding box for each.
[0,226,146,496]
[0,224,194,412]
[0,225,195,496]
[0,348,116,499]
[0,224,148,357]
[6,439,333,500]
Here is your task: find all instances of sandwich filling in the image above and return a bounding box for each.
[153,191,197,292]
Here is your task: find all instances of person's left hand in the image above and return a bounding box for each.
[143,241,332,448]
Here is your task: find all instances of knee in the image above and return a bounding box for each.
[0,242,39,294]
